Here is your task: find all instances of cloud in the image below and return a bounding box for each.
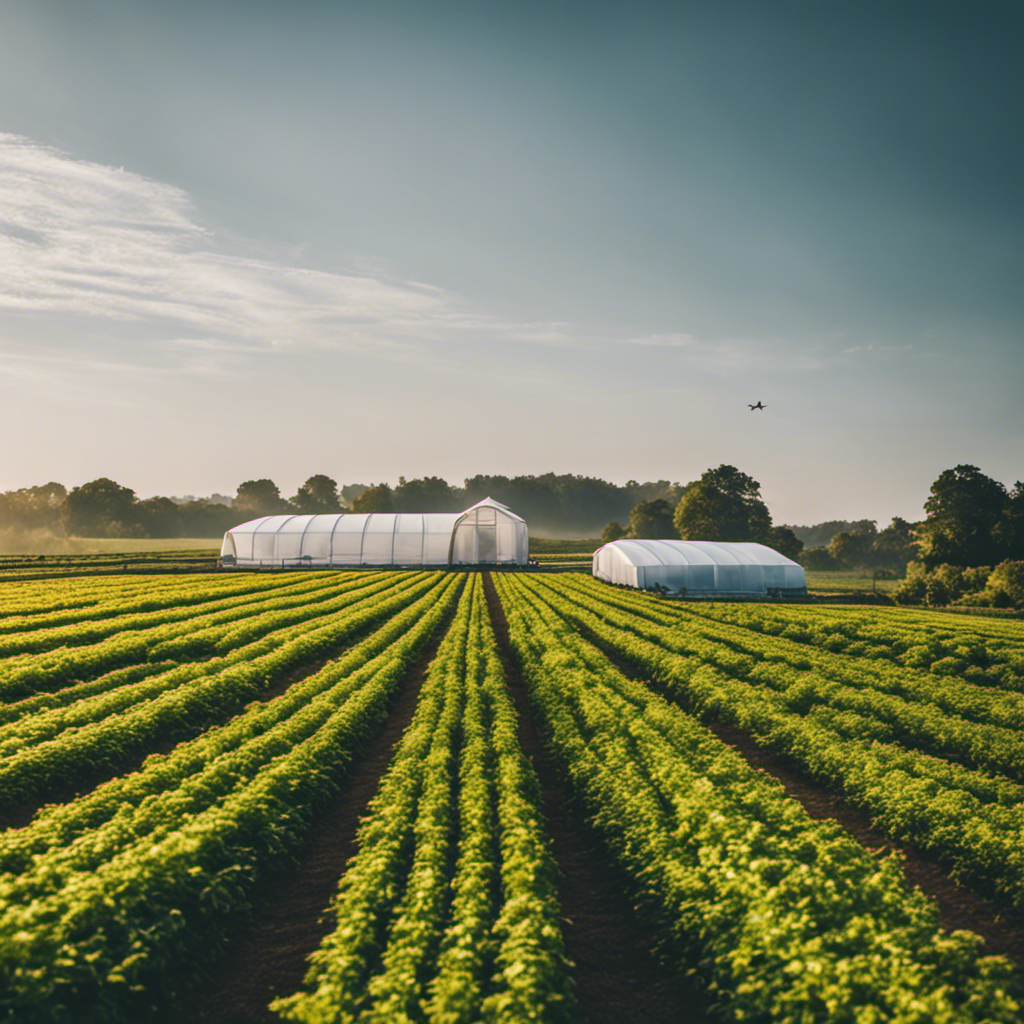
[0,133,567,359]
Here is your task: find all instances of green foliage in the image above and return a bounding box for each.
[767,524,803,560]
[673,464,771,542]
[60,478,140,538]
[600,521,627,544]
[986,561,1024,609]
[495,573,1022,1022]
[274,576,573,1024]
[352,482,395,513]
[290,474,343,514]
[627,498,675,539]
[918,465,1008,569]
[234,478,289,518]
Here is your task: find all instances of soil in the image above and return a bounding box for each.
[482,572,709,1024]
[173,595,460,1024]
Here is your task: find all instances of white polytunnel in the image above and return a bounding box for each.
[592,539,807,595]
[220,498,529,568]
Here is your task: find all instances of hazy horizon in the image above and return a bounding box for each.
[1,1,1020,527]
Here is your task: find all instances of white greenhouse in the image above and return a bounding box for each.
[220,498,529,568]
[592,539,806,595]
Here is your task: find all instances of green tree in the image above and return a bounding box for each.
[627,499,676,539]
[600,521,628,544]
[767,525,803,561]
[994,482,1024,561]
[673,464,772,542]
[136,497,181,537]
[60,478,139,537]
[392,476,459,512]
[0,482,68,531]
[352,483,394,513]
[827,525,877,569]
[917,465,1007,568]
[871,517,917,573]
[985,560,1024,608]
[291,475,342,514]
[234,479,288,518]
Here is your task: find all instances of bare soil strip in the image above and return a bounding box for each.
[575,619,1024,967]
[174,593,461,1024]
[482,573,708,1024]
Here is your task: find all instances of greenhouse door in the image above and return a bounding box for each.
[477,522,497,561]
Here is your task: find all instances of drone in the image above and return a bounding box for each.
[748,401,766,411]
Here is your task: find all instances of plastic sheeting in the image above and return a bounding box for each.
[221,498,528,567]
[592,539,806,594]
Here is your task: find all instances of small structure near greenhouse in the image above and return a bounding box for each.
[220,497,529,568]
[592,539,807,596]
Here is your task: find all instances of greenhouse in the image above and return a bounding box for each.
[220,497,529,568]
[592,539,806,595]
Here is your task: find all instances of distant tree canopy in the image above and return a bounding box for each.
[600,521,628,544]
[673,465,772,543]
[61,478,140,538]
[290,475,343,514]
[917,465,1017,568]
[783,519,876,549]
[393,476,460,513]
[234,479,289,519]
[0,483,67,531]
[352,484,394,514]
[767,525,803,561]
[628,499,676,540]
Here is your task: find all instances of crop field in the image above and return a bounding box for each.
[1,571,1023,1023]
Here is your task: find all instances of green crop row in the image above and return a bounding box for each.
[0,571,402,701]
[0,573,438,812]
[528,576,1024,909]
[495,573,1020,1024]
[0,576,463,1023]
[275,573,573,1024]
[556,577,1024,775]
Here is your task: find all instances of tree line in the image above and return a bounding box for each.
[0,473,684,540]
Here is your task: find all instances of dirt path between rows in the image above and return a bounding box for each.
[571,617,1024,968]
[482,573,708,1024]
[172,594,460,1024]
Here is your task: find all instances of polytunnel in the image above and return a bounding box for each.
[592,539,806,595]
[220,497,529,568]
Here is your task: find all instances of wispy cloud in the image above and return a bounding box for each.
[0,133,568,359]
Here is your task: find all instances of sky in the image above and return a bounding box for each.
[0,0,1020,525]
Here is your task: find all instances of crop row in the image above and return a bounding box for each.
[0,574,463,1023]
[679,601,1024,688]
[0,570,345,641]
[494,573,1020,1024]
[526,575,1024,909]
[557,576,1024,766]
[0,573,440,812]
[276,574,572,1024]
[0,570,404,702]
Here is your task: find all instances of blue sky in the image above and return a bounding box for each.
[0,0,1020,524]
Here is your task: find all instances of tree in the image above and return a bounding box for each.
[352,484,394,514]
[917,465,1007,568]
[994,482,1024,561]
[136,497,181,537]
[767,525,803,561]
[871,517,917,573]
[601,521,628,544]
[60,478,139,537]
[291,475,342,514]
[673,464,772,542]
[986,560,1024,608]
[827,525,877,569]
[393,476,459,513]
[0,482,68,531]
[234,479,288,518]
[627,499,676,539]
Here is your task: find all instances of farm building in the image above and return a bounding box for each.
[220,497,528,568]
[592,539,807,595]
